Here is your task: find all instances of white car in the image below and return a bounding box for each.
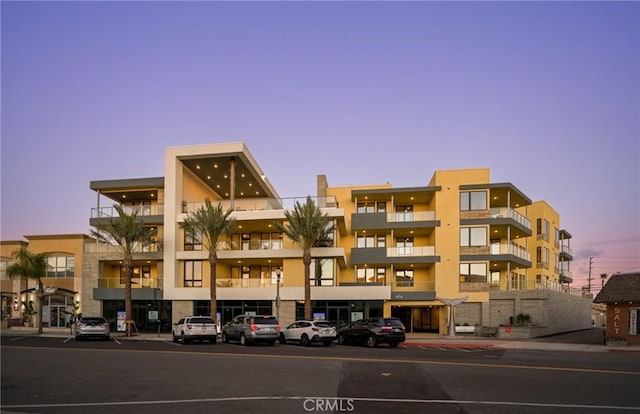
[279,320,337,347]
[172,316,217,344]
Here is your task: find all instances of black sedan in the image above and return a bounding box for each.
[337,317,406,348]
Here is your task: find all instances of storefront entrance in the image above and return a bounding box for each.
[392,306,440,333]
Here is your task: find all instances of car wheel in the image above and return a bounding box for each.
[337,334,346,345]
[300,334,310,347]
[181,332,188,344]
[389,342,399,348]
[240,333,247,346]
[366,335,377,348]
[279,333,286,344]
[222,332,229,343]
[211,337,217,344]
[323,341,332,347]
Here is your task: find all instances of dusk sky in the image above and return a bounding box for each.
[1,1,638,293]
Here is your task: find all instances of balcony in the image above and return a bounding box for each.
[84,241,164,254]
[90,204,164,226]
[390,280,436,301]
[183,196,338,213]
[351,211,439,232]
[559,271,573,284]
[560,244,573,260]
[350,246,439,265]
[93,277,164,300]
[461,243,531,268]
[98,277,162,289]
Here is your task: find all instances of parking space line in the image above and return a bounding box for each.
[114,338,122,345]
[63,337,72,343]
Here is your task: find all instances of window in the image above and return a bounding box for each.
[537,219,550,240]
[357,202,375,213]
[460,263,487,283]
[536,247,549,264]
[47,256,75,278]
[490,271,500,287]
[0,259,11,280]
[355,266,385,284]
[630,309,638,336]
[357,235,375,248]
[184,261,202,287]
[120,265,151,285]
[376,202,386,213]
[460,227,487,247]
[395,205,413,222]
[460,191,487,211]
[311,259,334,286]
[184,233,202,251]
[396,237,414,255]
[395,269,414,287]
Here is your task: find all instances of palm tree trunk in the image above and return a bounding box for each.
[209,250,217,323]
[37,280,44,334]
[303,252,312,321]
[125,255,133,337]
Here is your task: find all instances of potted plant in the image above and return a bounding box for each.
[22,301,36,327]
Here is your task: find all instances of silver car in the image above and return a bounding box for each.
[279,320,337,347]
[221,315,280,346]
[75,316,110,341]
[172,316,217,344]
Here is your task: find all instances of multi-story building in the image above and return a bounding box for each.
[3,142,588,336]
[1,235,88,328]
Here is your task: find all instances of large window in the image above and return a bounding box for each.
[357,202,375,213]
[0,259,10,280]
[460,191,487,211]
[460,263,487,283]
[356,266,385,284]
[396,237,414,255]
[460,227,487,247]
[395,269,413,287]
[47,256,75,278]
[120,265,151,286]
[311,259,335,286]
[184,261,202,287]
[184,233,202,251]
[536,247,549,265]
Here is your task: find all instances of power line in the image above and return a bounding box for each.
[572,237,640,247]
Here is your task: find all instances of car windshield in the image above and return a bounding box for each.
[190,317,214,324]
[382,319,404,327]
[314,321,332,327]
[253,316,278,325]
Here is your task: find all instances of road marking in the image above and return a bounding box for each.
[114,338,121,345]
[2,396,640,411]
[3,345,639,376]
[63,337,72,343]
[9,336,26,341]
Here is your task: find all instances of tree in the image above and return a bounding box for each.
[276,196,333,321]
[180,198,235,322]
[600,273,608,288]
[6,248,48,334]
[90,204,156,336]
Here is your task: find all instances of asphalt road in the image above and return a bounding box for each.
[2,333,639,414]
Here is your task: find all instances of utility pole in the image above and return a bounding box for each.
[587,256,594,293]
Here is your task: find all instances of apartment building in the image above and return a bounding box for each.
[3,142,587,335]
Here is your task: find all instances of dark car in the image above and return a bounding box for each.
[221,315,280,346]
[337,317,406,348]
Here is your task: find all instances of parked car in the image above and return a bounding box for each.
[172,316,217,344]
[279,320,337,346]
[75,316,110,341]
[337,317,406,348]
[221,315,280,346]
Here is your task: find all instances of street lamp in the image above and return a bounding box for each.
[275,268,282,320]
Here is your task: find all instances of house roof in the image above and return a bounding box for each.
[593,272,640,303]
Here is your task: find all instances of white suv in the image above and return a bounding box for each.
[279,320,337,347]
[172,316,217,344]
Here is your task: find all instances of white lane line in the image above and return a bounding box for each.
[9,336,27,341]
[2,396,639,411]
[63,337,72,343]
[114,338,121,345]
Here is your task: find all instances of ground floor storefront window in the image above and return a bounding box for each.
[103,300,172,333]
[194,300,273,325]
[296,301,383,328]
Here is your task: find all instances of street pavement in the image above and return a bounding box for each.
[4,326,639,353]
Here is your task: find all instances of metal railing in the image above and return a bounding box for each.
[489,207,531,230]
[490,243,531,261]
[560,244,573,256]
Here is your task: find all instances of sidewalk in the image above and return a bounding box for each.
[4,326,640,353]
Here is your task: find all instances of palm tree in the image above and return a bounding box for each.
[276,196,333,321]
[6,248,48,334]
[180,198,235,322]
[600,273,608,288]
[90,204,156,336]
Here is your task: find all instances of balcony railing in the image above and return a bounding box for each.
[386,211,435,222]
[218,240,284,251]
[84,241,163,254]
[91,204,164,218]
[98,277,162,289]
[183,196,338,214]
[386,246,435,257]
[490,243,531,262]
[215,278,282,288]
[560,244,573,257]
[489,207,531,230]
[390,280,435,290]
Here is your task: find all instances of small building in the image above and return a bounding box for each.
[593,271,640,346]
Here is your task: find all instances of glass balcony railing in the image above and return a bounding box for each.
[98,277,162,289]
[560,244,573,256]
[91,204,164,218]
[490,243,531,262]
[386,246,436,257]
[182,196,338,214]
[218,240,284,251]
[386,211,435,222]
[489,207,531,230]
[84,241,163,254]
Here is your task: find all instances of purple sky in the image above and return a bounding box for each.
[1,1,638,293]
